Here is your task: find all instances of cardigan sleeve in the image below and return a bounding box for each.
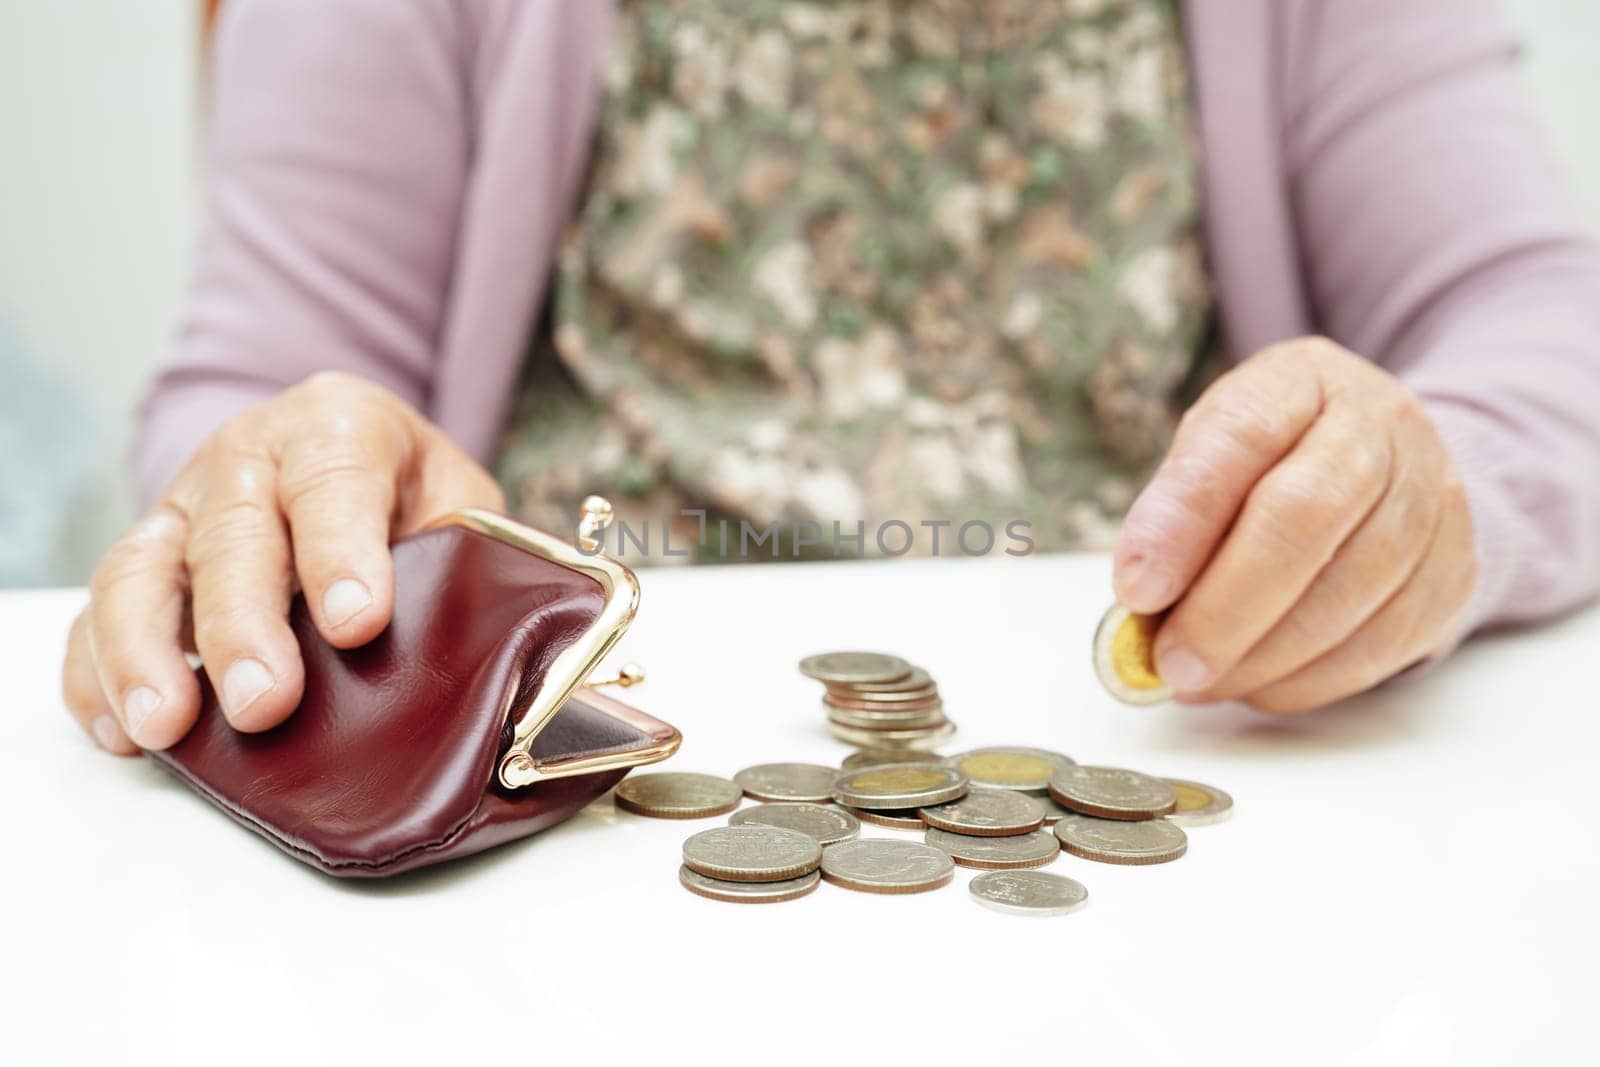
[1280,0,1600,634]
[133,0,473,504]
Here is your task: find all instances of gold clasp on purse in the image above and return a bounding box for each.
[429,497,678,790]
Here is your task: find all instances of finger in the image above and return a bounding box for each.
[394,427,507,534]
[1196,440,1440,701]
[1113,341,1325,613]
[185,446,305,732]
[82,508,204,750]
[1152,403,1392,693]
[276,418,406,649]
[62,608,140,755]
[1242,493,1475,714]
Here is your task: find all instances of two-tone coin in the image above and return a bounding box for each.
[1162,778,1234,827]
[924,827,1061,870]
[729,803,861,846]
[945,747,1076,794]
[919,788,1046,837]
[681,826,823,883]
[799,651,913,685]
[1048,765,1176,820]
[820,839,955,894]
[614,772,743,819]
[1053,813,1187,865]
[969,870,1089,916]
[679,866,821,904]
[732,762,838,803]
[832,763,969,810]
[1093,603,1173,705]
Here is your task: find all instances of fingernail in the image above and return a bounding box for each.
[322,578,373,627]
[222,658,275,719]
[122,685,163,743]
[93,714,129,752]
[1115,553,1173,610]
[1157,646,1210,692]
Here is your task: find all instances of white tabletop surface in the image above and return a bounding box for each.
[2,556,1597,1066]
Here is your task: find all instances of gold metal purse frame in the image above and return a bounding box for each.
[429,498,681,790]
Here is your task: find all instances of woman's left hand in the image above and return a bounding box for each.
[1111,336,1478,713]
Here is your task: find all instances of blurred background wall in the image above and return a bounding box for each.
[1,0,1597,587]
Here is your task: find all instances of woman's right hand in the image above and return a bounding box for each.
[60,371,506,754]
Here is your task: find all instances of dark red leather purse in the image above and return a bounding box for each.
[148,503,679,878]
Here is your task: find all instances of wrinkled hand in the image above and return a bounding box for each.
[62,372,504,753]
[1112,338,1477,713]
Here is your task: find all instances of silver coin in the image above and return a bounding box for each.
[799,651,913,685]
[613,772,742,819]
[841,749,946,770]
[823,685,942,706]
[969,870,1089,916]
[919,788,1046,837]
[1048,765,1177,820]
[679,866,820,904]
[820,839,955,894]
[924,827,1061,870]
[1053,813,1187,865]
[827,720,956,751]
[825,667,933,694]
[733,762,839,803]
[832,763,969,809]
[729,802,861,846]
[681,826,823,883]
[1035,793,1074,826]
[826,704,950,730]
[945,746,1076,794]
[1163,778,1235,827]
[845,806,926,830]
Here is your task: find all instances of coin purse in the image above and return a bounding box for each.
[148,505,680,878]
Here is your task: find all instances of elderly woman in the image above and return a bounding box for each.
[62,0,1600,755]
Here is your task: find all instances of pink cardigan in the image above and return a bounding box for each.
[140,0,1600,638]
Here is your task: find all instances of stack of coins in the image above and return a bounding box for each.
[798,651,955,751]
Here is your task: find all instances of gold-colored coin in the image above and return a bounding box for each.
[946,747,1075,794]
[1162,777,1234,827]
[831,764,969,809]
[1093,603,1173,705]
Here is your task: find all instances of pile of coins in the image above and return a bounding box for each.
[614,749,1232,915]
[611,624,1229,915]
[799,651,954,751]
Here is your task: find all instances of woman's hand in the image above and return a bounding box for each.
[1112,337,1478,713]
[61,372,505,753]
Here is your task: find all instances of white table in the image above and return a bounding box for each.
[2,557,1597,1066]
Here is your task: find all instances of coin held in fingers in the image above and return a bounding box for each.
[1093,603,1173,705]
